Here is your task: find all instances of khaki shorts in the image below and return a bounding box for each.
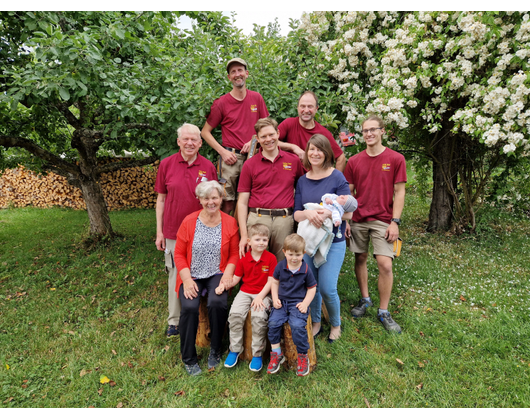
[247,211,294,261]
[349,220,396,259]
[218,153,246,201]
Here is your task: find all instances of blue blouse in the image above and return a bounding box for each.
[294,169,351,243]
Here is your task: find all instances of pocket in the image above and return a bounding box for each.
[164,249,174,269]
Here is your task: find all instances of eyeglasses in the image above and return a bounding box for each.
[361,127,383,135]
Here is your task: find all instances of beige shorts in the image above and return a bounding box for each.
[218,153,247,201]
[349,220,396,259]
[247,211,294,261]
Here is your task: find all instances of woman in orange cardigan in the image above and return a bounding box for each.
[174,180,240,376]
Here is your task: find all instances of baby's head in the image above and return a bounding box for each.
[336,195,357,212]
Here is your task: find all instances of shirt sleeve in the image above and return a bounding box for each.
[206,98,222,129]
[237,160,252,193]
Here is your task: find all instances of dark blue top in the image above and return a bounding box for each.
[273,259,317,301]
[294,169,351,242]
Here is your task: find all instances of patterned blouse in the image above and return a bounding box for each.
[189,218,222,279]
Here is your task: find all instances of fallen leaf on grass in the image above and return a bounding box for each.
[80,369,91,377]
[109,381,117,387]
[416,383,424,390]
[396,358,404,365]
[418,361,425,368]
[460,295,466,301]
[100,375,110,384]
[117,402,123,408]
[97,389,103,396]
[362,394,370,408]
[111,349,117,355]
[419,331,425,337]
[174,391,185,397]
[158,376,165,381]
[3,397,14,403]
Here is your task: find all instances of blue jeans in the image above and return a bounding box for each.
[305,240,346,327]
[268,300,309,354]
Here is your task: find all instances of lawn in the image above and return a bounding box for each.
[1,187,529,408]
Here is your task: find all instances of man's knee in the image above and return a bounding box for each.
[376,255,393,276]
[355,252,368,266]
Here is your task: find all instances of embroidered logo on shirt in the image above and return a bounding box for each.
[196,170,208,183]
[250,104,258,112]
[262,265,269,273]
[382,163,391,171]
[283,162,292,170]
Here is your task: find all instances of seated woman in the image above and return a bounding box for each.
[174,180,240,376]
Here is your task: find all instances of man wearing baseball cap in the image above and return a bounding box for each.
[201,58,269,215]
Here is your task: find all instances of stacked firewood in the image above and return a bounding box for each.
[0,161,159,211]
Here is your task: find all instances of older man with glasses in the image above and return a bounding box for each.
[344,115,407,333]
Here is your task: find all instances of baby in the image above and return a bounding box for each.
[321,193,358,238]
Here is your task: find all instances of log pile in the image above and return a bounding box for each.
[0,160,159,211]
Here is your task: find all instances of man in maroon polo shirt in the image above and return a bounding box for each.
[201,58,269,215]
[155,123,217,337]
[278,90,346,172]
[237,117,305,261]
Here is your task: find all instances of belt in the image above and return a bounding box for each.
[224,146,245,155]
[249,208,293,217]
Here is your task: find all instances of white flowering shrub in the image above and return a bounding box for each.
[299,11,530,230]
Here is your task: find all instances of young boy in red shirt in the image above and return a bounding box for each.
[216,223,277,371]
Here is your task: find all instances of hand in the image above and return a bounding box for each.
[239,236,249,259]
[385,222,399,243]
[345,221,351,238]
[305,208,331,229]
[215,283,225,295]
[296,301,308,314]
[293,146,305,160]
[155,234,166,251]
[325,198,333,205]
[273,298,282,309]
[251,297,265,311]
[240,140,252,154]
[221,149,238,165]
[182,278,199,300]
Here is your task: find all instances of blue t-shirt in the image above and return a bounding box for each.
[294,169,351,242]
[273,259,317,301]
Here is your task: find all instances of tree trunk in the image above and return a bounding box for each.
[427,129,458,232]
[79,175,114,237]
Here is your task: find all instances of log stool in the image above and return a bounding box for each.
[280,313,317,372]
[196,295,210,347]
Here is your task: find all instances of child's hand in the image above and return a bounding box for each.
[334,220,341,227]
[325,197,333,205]
[215,283,225,295]
[273,298,282,309]
[296,301,308,314]
[251,297,264,311]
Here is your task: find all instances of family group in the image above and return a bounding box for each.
[154,58,407,376]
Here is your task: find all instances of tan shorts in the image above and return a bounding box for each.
[247,211,294,261]
[349,220,396,259]
[218,153,247,201]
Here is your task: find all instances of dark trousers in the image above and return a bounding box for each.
[268,299,309,354]
[179,273,228,365]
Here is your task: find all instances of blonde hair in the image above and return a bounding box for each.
[362,115,385,130]
[248,223,270,238]
[283,233,305,253]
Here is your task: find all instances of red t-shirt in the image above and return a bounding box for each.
[278,117,344,160]
[238,149,305,209]
[344,148,407,224]
[235,249,277,294]
[206,90,268,150]
[154,152,217,240]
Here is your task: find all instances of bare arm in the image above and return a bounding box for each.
[251,276,274,311]
[201,121,237,165]
[296,286,317,314]
[278,141,305,160]
[385,182,406,242]
[155,193,166,251]
[237,192,251,258]
[271,278,282,309]
[335,153,346,173]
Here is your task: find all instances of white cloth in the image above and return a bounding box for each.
[296,202,334,268]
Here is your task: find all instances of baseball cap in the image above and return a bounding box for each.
[226,57,248,72]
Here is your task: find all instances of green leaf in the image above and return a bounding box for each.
[59,87,70,101]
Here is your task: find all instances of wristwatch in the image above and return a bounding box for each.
[391,218,401,225]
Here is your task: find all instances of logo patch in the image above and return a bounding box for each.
[283,162,292,170]
[382,163,391,171]
[262,265,269,273]
[250,104,258,112]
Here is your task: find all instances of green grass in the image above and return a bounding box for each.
[1,193,530,407]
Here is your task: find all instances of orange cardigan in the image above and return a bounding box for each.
[174,210,240,296]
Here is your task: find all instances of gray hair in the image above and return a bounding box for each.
[195,180,224,200]
[177,123,201,139]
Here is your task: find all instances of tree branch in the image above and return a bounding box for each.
[0,135,81,176]
[96,155,158,175]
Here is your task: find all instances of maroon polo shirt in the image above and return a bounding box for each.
[235,249,277,294]
[154,152,217,240]
[238,149,304,209]
[278,117,344,160]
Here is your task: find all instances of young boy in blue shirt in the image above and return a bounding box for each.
[267,233,317,376]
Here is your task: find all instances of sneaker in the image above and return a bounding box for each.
[166,324,179,337]
[224,351,240,368]
[184,363,202,376]
[378,311,402,333]
[267,351,285,374]
[351,298,373,318]
[296,353,310,376]
[249,356,263,372]
[208,350,221,369]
